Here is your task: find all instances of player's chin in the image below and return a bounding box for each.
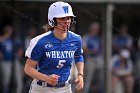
[62,28,69,33]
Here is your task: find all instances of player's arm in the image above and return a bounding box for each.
[74,36,84,91]
[24,38,59,85]
[24,58,59,85]
[24,58,47,81]
[75,62,84,76]
[75,62,84,91]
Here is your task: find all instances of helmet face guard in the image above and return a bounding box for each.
[48,1,76,30]
[69,17,76,31]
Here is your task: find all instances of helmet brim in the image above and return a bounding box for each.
[54,14,76,18]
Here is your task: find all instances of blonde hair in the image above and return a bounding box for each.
[42,24,54,32]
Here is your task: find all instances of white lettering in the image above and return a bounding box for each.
[71,51,75,58]
[45,51,75,58]
[68,51,71,58]
[61,51,65,58]
[52,51,56,58]
[64,51,68,58]
[46,52,51,58]
[56,51,60,58]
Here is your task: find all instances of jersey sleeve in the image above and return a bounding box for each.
[25,38,43,62]
[74,36,84,63]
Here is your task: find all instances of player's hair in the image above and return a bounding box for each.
[42,24,54,32]
[43,17,76,32]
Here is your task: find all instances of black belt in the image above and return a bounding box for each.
[37,80,71,88]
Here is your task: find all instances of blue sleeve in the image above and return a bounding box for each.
[74,36,84,63]
[31,44,44,62]
[113,60,120,68]
[25,38,44,62]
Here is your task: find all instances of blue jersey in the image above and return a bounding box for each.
[25,31,84,83]
[113,34,132,48]
[87,36,101,56]
[0,38,14,61]
[83,34,101,57]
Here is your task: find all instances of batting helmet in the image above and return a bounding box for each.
[48,1,75,27]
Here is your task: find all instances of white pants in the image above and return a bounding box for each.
[84,56,104,93]
[1,60,23,93]
[29,79,72,93]
[14,59,23,93]
[1,61,12,93]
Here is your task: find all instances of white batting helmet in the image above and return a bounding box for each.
[48,1,75,27]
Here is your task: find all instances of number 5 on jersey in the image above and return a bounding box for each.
[57,60,66,68]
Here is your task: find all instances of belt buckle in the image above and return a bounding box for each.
[38,80,71,88]
[42,82,47,88]
[65,80,71,87]
[55,82,64,87]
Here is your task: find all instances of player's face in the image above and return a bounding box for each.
[56,16,71,32]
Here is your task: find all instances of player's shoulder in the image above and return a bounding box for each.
[68,31,81,39]
[30,31,52,45]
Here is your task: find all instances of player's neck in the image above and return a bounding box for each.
[53,29,67,41]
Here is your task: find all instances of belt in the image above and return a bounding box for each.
[37,80,71,88]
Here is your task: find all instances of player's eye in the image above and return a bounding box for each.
[60,18,65,20]
[66,17,71,20]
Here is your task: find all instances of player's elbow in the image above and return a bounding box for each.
[24,58,38,76]
[24,62,29,75]
[24,60,31,75]
[24,62,34,77]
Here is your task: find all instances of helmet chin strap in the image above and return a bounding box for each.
[54,22,69,32]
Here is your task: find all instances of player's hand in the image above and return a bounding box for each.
[74,75,84,91]
[45,74,60,85]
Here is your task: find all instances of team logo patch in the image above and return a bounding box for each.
[71,43,74,46]
[45,42,53,49]
[62,6,69,13]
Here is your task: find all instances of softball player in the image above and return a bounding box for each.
[24,1,84,93]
